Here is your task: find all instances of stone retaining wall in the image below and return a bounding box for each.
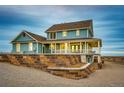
[47,63,98,79]
[102,56,124,62]
[0,54,102,79]
[0,54,81,66]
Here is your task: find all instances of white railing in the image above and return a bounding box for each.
[44,49,100,54]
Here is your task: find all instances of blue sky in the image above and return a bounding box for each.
[0,5,124,56]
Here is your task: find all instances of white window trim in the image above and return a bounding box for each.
[63,31,67,37]
[49,32,56,39]
[16,43,20,52]
[76,30,80,36]
[29,42,33,51]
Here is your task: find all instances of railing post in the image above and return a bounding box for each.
[87,42,88,54]
[51,43,52,54]
[85,41,87,54]
[59,43,61,53]
[69,42,70,54]
[55,43,56,54]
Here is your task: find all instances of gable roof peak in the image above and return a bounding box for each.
[11,30,46,43]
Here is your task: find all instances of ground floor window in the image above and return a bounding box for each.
[16,43,20,52]
[29,42,33,51]
[71,45,80,53]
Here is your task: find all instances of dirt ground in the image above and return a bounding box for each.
[0,61,124,87]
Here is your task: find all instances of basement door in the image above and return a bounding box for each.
[87,55,92,63]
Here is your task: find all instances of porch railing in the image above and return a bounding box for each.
[43,49,100,54]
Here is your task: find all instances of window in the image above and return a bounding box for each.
[29,42,33,51]
[16,43,20,52]
[76,30,80,36]
[61,43,65,49]
[87,29,89,37]
[71,45,75,52]
[63,31,67,37]
[52,33,56,39]
[49,32,56,39]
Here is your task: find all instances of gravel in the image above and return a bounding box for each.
[0,62,124,87]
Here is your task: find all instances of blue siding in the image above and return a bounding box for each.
[33,42,43,53]
[12,32,44,54]
[56,29,88,39]
[80,29,87,38]
[20,43,29,53]
[14,33,33,42]
[12,42,43,54]
[33,42,37,52]
[12,44,16,53]
[38,43,42,53]
[47,32,49,39]
[88,31,92,38]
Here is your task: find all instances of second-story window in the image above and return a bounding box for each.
[50,32,56,39]
[63,31,67,37]
[76,30,80,36]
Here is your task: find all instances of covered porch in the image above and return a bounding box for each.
[41,38,102,55]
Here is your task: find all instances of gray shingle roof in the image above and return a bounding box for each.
[46,20,93,32]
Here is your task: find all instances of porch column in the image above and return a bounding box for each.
[65,43,68,54]
[55,43,56,54]
[60,43,61,54]
[98,41,101,54]
[80,42,82,53]
[36,42,38,54]
[85,41,87,53]
[69,42,70,53]
[87,42,89,53]
[51,43,52,54]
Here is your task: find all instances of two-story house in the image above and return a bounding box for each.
[11,20,102,63]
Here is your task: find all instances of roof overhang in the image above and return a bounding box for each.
[46,27,89,32]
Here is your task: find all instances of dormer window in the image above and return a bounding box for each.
[63,31,67,37]
[76,30,80,36]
